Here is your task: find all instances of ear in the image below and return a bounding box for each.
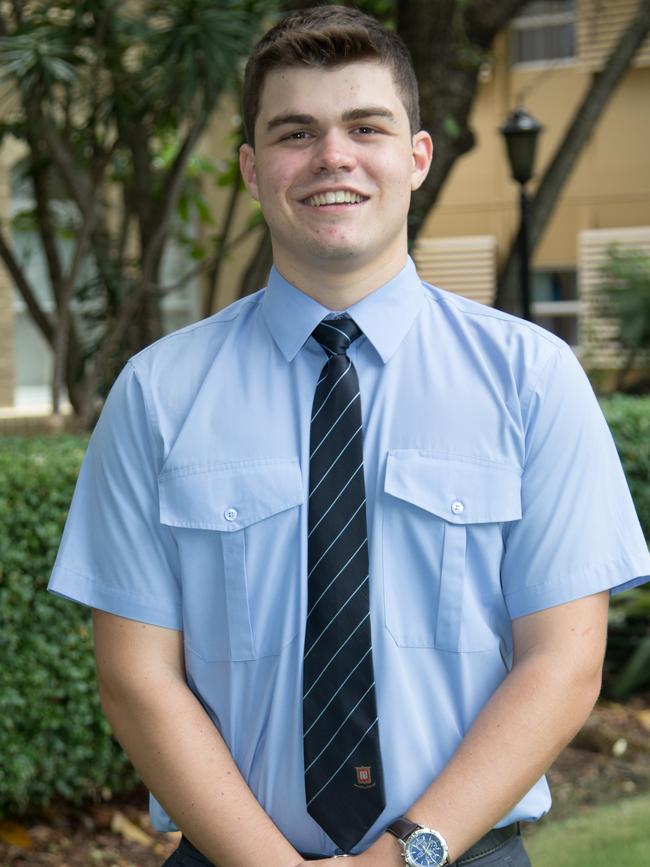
[410,131,433,192]
[239,143,260,201]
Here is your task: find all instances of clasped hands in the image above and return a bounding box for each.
[296,832,402,867]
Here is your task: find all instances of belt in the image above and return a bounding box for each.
[179,823,519,864]
[453,823,519,864]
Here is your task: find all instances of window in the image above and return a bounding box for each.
[10,166,58,407]
[412,236,497,306]
[9,161,199,408]
[511,0,576,65]
[531,268,579,346]
[160,239,200,335]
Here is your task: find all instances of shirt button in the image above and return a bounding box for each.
[451,500,464,515]
[224,507,238,521]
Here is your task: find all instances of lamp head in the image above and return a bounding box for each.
[500,107,543,186]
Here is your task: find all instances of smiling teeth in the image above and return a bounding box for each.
[306,191,365,206]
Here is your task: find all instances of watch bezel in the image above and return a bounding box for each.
[404,827,449,867]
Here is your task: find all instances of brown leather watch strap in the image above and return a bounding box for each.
[386,816,421,841]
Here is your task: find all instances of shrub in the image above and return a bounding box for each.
[600,396,650,699]
[601,395,650,539]
[600,246,650,390]
[0,436,138,817]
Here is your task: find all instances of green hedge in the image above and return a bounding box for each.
[0,396,649,814]
[0,436,137,818]
[601,396,650,699]
[601,395,650,541]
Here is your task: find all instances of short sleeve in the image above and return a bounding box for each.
[501,343,650,619]
[48,362,182,629]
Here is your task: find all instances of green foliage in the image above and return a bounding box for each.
[0,0,275,420]
[442,114,461,140]
[601,395,650,540]
[601,396,650,699]
[0,436,138,817]
[0,32,77,89]
[145,0,277,114]
[2,1,274,122]
[350,0,396,21]
[600,245,650,357]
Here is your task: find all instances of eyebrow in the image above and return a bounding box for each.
[342,107,397,124]
[265,106,397,132]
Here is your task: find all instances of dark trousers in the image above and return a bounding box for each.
[162,831,532,866]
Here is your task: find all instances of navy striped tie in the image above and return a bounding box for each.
[303,316,385,853]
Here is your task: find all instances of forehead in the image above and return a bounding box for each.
[256,60,406,127]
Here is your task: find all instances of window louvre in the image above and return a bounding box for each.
[511,0,576,65]
[577,0,650,70]
[578,226,650,369]
[412,236,497,306]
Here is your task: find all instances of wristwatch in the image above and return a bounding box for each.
[386,817,450,867]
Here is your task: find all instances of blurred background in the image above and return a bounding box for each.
[0,1,649,865]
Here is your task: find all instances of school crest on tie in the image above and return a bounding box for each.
[354,766,374,788]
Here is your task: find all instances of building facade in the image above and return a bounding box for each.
[1,0,649,415]
[414,0,650,373]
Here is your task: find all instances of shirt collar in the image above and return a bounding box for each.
[260,256,424,364]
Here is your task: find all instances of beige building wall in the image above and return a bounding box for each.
[1,1,648,409]
[195,98,268,314]
[423,29,650,274]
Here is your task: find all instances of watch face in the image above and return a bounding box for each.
[405,829,448,867]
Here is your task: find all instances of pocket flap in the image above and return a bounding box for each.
[159,458,304,531]
[385,451,521,524]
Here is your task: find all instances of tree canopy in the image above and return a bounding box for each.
[1,0,648,424]
[0,0,274,423]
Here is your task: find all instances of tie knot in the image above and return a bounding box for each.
[312,317,362,357]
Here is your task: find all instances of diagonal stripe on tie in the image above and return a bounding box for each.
[310,392,360,458]
[308,424,363,498]
[312,362,353,422]
[305,681,376,772]
[307,499,366,578]
[306,718,379,807]
[306,539,366,615]
[304,575,369,659]
[303,316,385,854]
[309,491,366,549]
[303,646,373,736]
[308,462,364,537]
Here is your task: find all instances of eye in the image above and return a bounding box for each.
[353,126,379,135]
[282,129,313,141]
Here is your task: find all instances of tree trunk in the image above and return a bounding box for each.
[64,337,86,418]
[237,226,273,299]
[399,0,530,242]
[0,230,54,345]
[203,171,242,317]
[52,205,97,416]
[496,0,650,313]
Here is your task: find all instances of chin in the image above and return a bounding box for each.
[306,237,370,262]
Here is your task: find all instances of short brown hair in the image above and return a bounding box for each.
[242,4,420,145]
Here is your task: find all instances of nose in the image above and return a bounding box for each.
[311,129,357,174]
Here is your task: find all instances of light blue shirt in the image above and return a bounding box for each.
[49,257,650,854]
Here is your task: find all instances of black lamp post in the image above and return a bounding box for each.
[500,107,543,321]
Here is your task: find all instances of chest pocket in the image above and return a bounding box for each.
[383,451,521,652]
[159,458,304,662]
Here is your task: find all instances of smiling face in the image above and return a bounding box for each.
[239,61,432,299]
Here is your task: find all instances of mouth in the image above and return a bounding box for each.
[301,189,369,207]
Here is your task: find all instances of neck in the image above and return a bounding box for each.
[272,250,409,311]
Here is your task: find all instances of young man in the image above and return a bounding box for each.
[49,6,650,867]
